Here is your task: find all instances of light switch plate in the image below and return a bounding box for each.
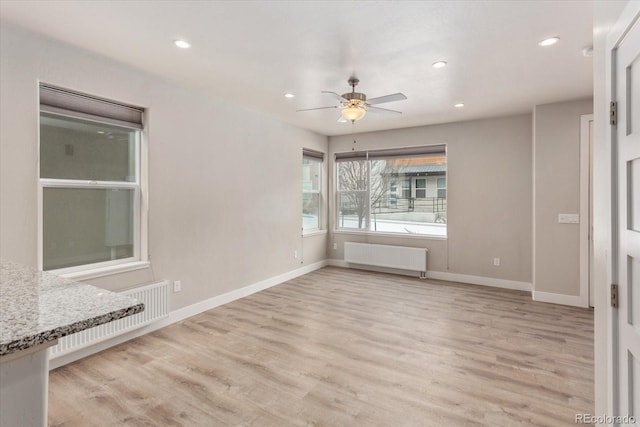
[558,213,580,224]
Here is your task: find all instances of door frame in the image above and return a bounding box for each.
[606,2,640,418]
[580,114,593,308]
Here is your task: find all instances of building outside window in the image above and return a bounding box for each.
[302,149,323,232]
[39,84,145,273]
[336,145,447,237]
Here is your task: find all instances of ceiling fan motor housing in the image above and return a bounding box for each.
[342,92,367,107]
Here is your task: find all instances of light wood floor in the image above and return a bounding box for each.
[48,267,594,426]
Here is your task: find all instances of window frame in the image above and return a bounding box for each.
[437,177,447,199]
[334,145,447,239]
[414,177,427,199]
[37,95,147,278]
[302,151,323,234]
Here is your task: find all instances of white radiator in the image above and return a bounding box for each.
[344,242,428,278]
[50,281,169,358]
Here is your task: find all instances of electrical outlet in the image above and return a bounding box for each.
[493,258,500,267]
[173,280,182,292]
[333,243,338,250]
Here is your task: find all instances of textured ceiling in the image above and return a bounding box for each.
[0,1,594,136]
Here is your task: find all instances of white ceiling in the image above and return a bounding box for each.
[0,1,594,136]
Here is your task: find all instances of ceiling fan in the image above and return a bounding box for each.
[297,77,407,123]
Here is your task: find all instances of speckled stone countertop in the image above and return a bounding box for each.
[0,260,144,356]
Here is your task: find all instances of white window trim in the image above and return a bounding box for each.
[37,115,149,278]
[335,155,447,238]
[333,229,447,240]
[302,156,323,233]
[302,229,327,237]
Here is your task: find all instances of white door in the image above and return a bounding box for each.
[612,8,640,423]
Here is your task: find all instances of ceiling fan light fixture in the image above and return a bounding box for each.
[341,106,366,122]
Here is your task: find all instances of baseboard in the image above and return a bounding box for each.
[426,271,532,293]
[49,260,328,370]
[532,291,587,307]
[327,259,349,268]
[327,259,532,293]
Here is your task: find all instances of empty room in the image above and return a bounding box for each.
[0,1,638,426]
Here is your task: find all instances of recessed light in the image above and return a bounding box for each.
[284,93,295,98]
[538,37,559,47]
[454,103,465,108]
[174,40,191,49]
[432,61,447,68]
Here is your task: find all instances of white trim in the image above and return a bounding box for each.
[532,106,537,294]
[60,261,150,281]
[40,178,139,189]
[532,291,584,307]
[426,271,531,292]
[580,114,593,308]
[332,229,447,240]
[327,259,531,292]
[49,260,328,369]
[302,229,327,237]
[606,3,640,418]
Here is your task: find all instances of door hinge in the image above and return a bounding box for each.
[610,101,617,126]
[611,284,619,308]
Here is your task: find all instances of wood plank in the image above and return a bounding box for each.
[49,267,593,426]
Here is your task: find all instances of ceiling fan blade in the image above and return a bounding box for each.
[337,115,347,123]
[322,91,347,101]
[367,106,402,114]
[367,93,407,105]
[296,106,338,112]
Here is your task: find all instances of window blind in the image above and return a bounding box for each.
[303,148,325,161]
[39,84,144,129]
[335,144,446,162]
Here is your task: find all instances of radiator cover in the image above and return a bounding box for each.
[344,242,428,277]
[49,281,169,359]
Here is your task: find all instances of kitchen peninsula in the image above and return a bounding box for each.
[0,260,144,427]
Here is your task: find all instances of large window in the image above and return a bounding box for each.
[336,145,447,237]
[39,84,145,273]
[302,149,323,232]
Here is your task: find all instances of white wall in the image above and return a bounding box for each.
[532,98,593,301]
[328,114,533,286]
[0,24,328,310]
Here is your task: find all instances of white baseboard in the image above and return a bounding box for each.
[327,259,350,268]
[49,260,328,370]
[532,291,587,307]
[327,259,532,293]
[426,271,532,292]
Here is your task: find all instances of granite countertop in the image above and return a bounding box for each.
[0,260,144,356]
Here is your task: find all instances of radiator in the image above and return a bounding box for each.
[344,242,428,278]
[49,281,169,358]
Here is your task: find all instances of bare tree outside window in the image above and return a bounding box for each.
[336,152,447,236]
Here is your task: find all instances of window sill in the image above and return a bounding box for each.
[332,229,447,240]
[59,261,151,281]
[303,229,328,237]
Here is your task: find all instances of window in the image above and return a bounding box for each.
[39,84,145,273]
[336,145,447,236]
[437,177,447,199]
[302,149,323,232]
